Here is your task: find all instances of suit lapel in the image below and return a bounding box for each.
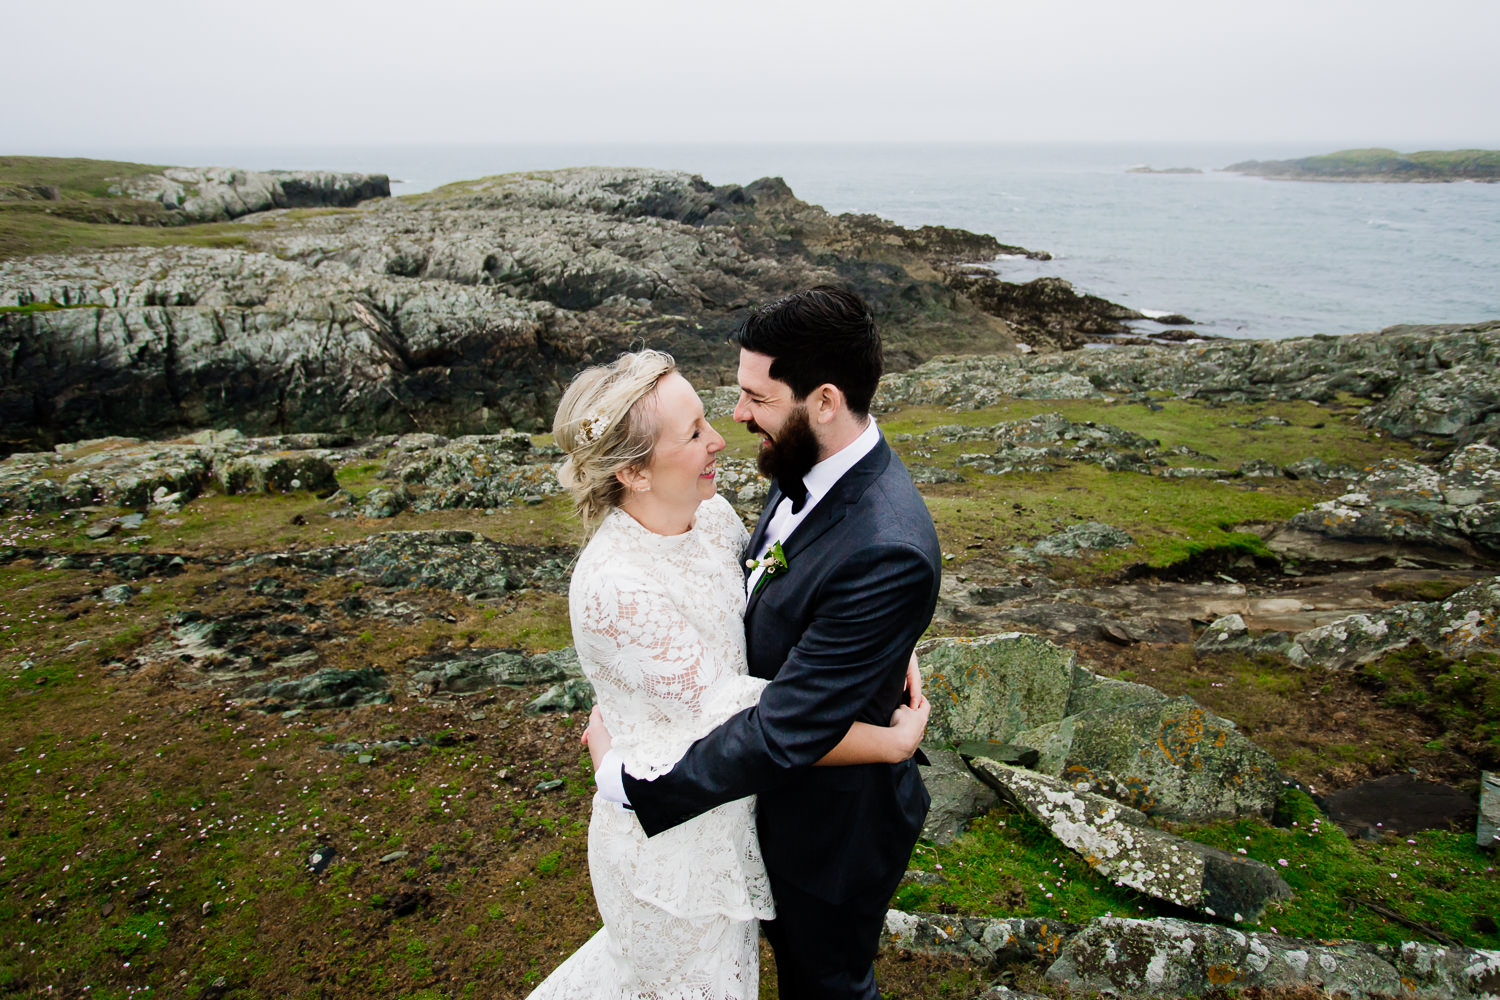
[743,439,893,618]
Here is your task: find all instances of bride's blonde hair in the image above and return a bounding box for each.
[553,349,678,533]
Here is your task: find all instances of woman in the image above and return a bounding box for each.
[526,350,927,999]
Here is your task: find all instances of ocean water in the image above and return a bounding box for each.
[59,141,1500,340]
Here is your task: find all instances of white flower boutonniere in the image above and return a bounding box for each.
[745,541,790,595]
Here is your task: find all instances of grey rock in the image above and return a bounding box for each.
[1027,521,1133,558]
[1014,695,1283,821]
[213,452,339,496]
[1193,614,1296,657]
[1288,574,1500,668]
[359,485,411,518]
[101,584,135,604]
[882,909,1079,968]
[920,748,1000,845]
[238,667,391,712]
[406,649,567,698]
[920,633,1281,821]
[1478,772,1500,850]
[970,759,1290,919]
[110,166,388,223]
[379,851,409,864]
[1271,444,1500,563]
[918,633,1083,748]
[525,678,596,715]
[241,529,570,597]
[1045,916,1500,999]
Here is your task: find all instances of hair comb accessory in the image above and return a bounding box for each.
[576,412,610,445]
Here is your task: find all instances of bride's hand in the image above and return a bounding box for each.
[886,692,930,763]
[904,650,923,706]
[583,704,612,773]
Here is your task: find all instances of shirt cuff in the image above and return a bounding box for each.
[594,747,630,805]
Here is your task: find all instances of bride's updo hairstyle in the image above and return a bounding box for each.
[553,349,678,533]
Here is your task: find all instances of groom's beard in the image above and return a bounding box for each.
[748,405,821,485]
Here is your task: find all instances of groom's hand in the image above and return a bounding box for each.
[904,651,923,706]
[583,705,613,773]
[887,692,930,761]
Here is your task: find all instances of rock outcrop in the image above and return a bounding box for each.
[1044,916,1500,999]
[107,166,390,223]
[0,167,1037,448]
[968,759,1292,921]
[1267,443,1500,564]
[919,633,1283,821]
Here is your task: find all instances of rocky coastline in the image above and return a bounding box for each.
[4,162,1194,453]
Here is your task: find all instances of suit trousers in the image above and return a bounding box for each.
[760,871,889,1000]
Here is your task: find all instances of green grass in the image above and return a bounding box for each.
[1357,647,1500,767]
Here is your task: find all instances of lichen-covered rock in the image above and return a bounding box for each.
[918,633,1083,748]
[882,910,1078,968]
[969,760,1290,920]
[1014,696,1283,821]
[909,413,1164,476]
[359,485,411,518]
[1288,574,1500,668]
[1275,445,1500,563]
[213,451,339,496]
[1045,916,1500,999]
[919,748,1000,845]
[920,633,1282,821]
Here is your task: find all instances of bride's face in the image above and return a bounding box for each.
[639,373,726,508]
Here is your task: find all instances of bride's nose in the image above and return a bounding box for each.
[709,428,726,453]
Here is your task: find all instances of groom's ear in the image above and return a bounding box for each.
[807,383,843,425]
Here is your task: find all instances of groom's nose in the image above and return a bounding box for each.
[733,391,751,423]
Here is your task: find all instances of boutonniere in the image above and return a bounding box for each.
[746,541,790,595]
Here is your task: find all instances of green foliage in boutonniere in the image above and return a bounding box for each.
[747,540,790,595]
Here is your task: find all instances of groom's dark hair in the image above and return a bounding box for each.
[732,285,883,416]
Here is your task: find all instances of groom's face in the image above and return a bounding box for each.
[734,349,822,482]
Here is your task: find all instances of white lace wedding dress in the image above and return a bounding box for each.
[526,494,774,1000]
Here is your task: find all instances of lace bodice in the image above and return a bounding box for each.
[569,493,772,925]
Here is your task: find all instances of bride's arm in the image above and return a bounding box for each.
[815,651,928,766]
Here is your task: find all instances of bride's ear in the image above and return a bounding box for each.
[615,465,651,494]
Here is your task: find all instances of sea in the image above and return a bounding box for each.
[63,141,1500,341]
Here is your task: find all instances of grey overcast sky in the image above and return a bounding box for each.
[5,0,1498,149]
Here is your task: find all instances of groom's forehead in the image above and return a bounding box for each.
[736,350,786,394]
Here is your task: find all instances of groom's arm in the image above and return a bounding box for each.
[621,537,938,837]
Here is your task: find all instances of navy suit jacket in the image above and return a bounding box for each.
[622,435,940,905]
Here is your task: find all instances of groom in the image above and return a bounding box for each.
[597,285,941,999]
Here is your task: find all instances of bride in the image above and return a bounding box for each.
[525,350,927,1000]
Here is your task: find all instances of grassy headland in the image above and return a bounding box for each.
[1225,147,1500,182]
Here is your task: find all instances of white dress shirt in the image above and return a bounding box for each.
[596,417,881,805]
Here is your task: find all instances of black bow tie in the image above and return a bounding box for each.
[780,476,809,514]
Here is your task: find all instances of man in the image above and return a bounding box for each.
[596,285,942,999]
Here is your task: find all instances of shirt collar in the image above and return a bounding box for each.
[799,417,879,508]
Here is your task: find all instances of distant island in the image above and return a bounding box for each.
[1225,147,1500,182]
